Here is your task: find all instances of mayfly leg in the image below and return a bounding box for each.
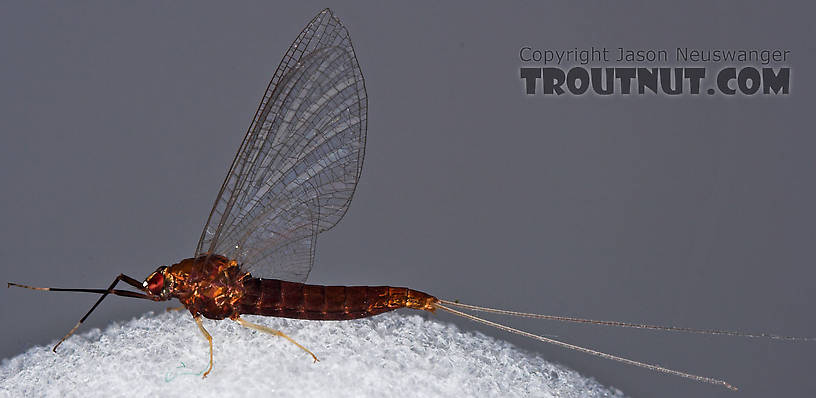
[235,317,319,362]
[8,283,149,299]
[8,274,158,352]
[53,274,150,351]
[193,315,214,378]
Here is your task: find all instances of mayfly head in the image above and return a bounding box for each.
[143,266,170,299]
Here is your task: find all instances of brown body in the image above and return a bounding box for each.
[161,254,438,321]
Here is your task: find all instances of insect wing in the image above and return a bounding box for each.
[195,9,367,282]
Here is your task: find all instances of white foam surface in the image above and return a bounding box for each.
[1,310,625,397]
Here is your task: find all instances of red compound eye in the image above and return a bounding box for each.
[146,271,165,295]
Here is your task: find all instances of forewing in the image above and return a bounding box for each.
[195,9,367,282]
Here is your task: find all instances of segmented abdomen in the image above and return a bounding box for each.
[238,278,437,320]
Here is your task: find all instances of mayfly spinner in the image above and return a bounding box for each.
[9,8,812,391]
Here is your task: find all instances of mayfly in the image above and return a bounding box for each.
[8,8,812,391]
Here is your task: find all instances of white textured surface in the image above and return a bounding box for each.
[1,311,625,398]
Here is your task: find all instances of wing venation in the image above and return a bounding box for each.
[195,9,366,282]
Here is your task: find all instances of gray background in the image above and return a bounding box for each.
[1,2,814,397]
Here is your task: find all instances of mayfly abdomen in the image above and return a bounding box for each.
[238,278,438,320]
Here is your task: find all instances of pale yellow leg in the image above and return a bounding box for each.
[235,317,319,362]
[193,315,214,378]
[166,306,185,312]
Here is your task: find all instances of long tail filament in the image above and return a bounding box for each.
[435,299,814,391]
[436,299,791,391]
[438,299,814,342]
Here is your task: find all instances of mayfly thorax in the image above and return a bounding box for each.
[8,8,813,391]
